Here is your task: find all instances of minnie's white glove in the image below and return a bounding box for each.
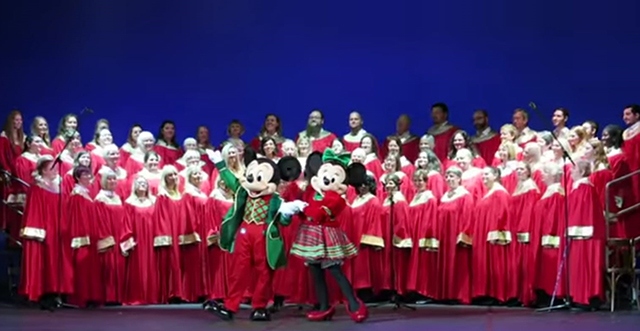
[278,200,308,217]
[207,150,223,163]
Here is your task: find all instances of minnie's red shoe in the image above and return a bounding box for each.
[307,306,336,321]
[346,299,368,323]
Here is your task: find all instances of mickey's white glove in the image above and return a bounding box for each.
[207,150,223,163]
[278,200,308,217]
[291,200,308,213]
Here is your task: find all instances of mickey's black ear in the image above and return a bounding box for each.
[278,156,301,182]
[347,163,367,187]
[304,151,323,180]
[243,147,257,167]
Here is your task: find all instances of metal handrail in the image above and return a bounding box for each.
[0,168,29,189]
[605,169,640,228]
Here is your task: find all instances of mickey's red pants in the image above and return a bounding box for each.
[225,222,273,312]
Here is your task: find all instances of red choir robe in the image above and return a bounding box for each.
[531,183,565,296]
[94,190,126,303]
[381,133,420,163]
[461,167,486,201]
[589,165,613,212]
[271,182,303,299]
[121,197,157,305]
[14,153,38,185]
[363,154,384,180]
[471,130,502,165]
[606,149,636,238]
[65,186,103,307]
[57,150,76,176]
[153,192,185,303]
[516,128,538,149]
[509,179,541,306]
[531,164,547,193]
[85,141,99,152]
[499,166,518,194]
[90,148,106,175]
[399,155,416,178]
[118,142,136,168]
[155,141,183,166]
[406,190,439,298]
[51,136,68,155]
[204,189,233,300]
[342,130,371,152]
[61,170,100,197]
[347,193,385,292]
[295,129,337,152]
[427,124,458,163]
[381,191,412,294]
[40,143,55,157]
[123,152,153,178]
[249,134,285,155]
[565,178,605,305]
[437,187,474,303]
[19,181,73,302]
[443,155,486,171]
[471,186,514,302]
[97,165,129,198]
[0,131,23,174]
[132,169,161,196]
[180,188,208,302]
[177,168,212,195]
[622,123,640,175]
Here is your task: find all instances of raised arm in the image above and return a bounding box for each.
[208,150,240,192]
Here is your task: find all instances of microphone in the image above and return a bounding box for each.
[528,101,537,110]
[81,107,94,114]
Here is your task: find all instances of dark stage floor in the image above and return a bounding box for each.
[1,303,639,331]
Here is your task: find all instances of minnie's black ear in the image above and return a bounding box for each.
[347,163,367,187]
[243,147,257,167]
[305,151,323,180]
[278,156,301,182]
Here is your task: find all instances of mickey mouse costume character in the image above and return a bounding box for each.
[290,149,369,323]
[204,149,306,321]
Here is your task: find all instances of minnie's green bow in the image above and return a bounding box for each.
[322,149,350,168]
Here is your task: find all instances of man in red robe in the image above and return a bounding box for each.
[381,114,420,162]
[342,111,372,152]
[512,108,537,148]
[551,108,570,140]
[426,103,458,163]
[295,109,337,152]
[470,109,501,165]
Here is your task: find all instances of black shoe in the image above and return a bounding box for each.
[206,301,234,321]
[250,309,271,321]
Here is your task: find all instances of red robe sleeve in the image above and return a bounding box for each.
[119,204,137,256]
[152,195,176,247]
[486,190,513,244]
[95,202,116,253]
[180,194,203,245]
[359,199,385,248]
[391,200,412,248]
[456,193,475,246]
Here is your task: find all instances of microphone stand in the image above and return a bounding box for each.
[371,188,415,311]
[49,107,91,311]
[527,102,576,313]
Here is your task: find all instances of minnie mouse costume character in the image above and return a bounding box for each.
[290,149,369,323]
[204,150,306,321]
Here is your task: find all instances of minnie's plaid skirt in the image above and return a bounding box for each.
[290,223,358,266]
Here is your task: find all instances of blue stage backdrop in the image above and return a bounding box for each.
[1,0,639,146]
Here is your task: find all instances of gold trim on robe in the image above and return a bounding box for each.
[207,233,219,246]
[360,234,384,247]
[487,230,512,244]
[516,232,530,243]
[20,227,46,241]
[418,238,440,251]
[456,232,472,246]
[567,226,593,240]
[120,237,136,256]
[153,235,172,247]
[392,235,413,248]
[97,236,116,252]
[179,232,201,245]
[71,236,90,248]
[541,235,560,248]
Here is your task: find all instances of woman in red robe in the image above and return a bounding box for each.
[549,137,573,188]
[153,165,186,303]
[155,120,183,166]
[97,144,130,197]
[566,160,606,307]
[180,166,209,302]
[406,169,439,299]
[359,134,384,179]
[19,155,72,307]
[133,151,163,195]
[380,174,412,296]
[249,113,285,154]
[492,124,523,165]
[84,119,109,152]
[14,136,44,185]
[65,166,102,307]
[386,136,415,176]
[522,142,546,193]
[124,131,156,176]
[62,152,99,196]
[347,175,385,294]
[531,163,566,299]
[493,142,518,193]
[0,110,25,175]
[437,166,474,304]
[119,124,143,168]
[455,148,485,201]
[471,167,513,303]
[121,176,157,305]
[205,178,234,300]
[411,150,445,200]
[29,116,54,156]
[583,140,613,210]
[378,155,411,200]
[509,162,541,306]
[89,128,115,174]
[621,107,640,219]
[177,150,212,195]
[443,130,486,170]
[175,138,198,171]
[94,169,127,304]
[51,113,79,155]
[57,132,83,175]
